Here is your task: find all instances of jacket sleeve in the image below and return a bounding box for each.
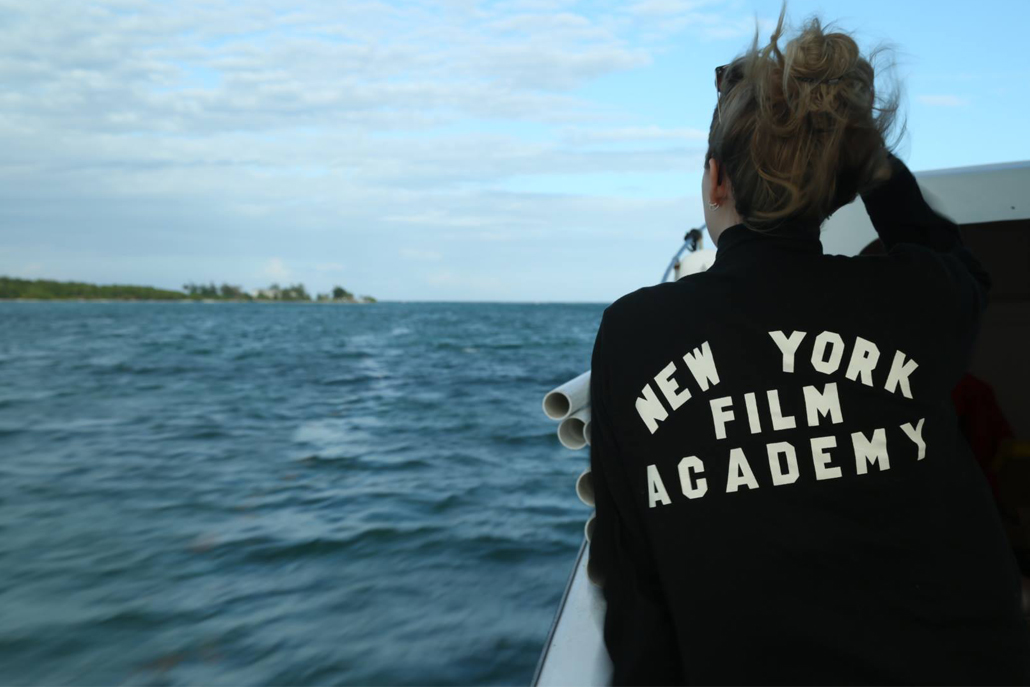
[860,152,992,371]
[589,309,682,686]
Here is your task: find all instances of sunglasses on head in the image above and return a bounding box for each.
[715,64,728,91]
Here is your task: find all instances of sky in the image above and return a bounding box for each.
[1,0,1028,303]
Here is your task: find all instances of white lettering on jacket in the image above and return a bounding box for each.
[644,421,927,505]
[633,331,919,436]
[626,332,930,508]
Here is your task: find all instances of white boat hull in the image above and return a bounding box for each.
[532,539,611,686]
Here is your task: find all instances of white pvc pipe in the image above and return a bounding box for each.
[575,469,595,507]
[576,406,591,447]
[584,512,595,542]
[542,370,591,421]
[557,405,590,450]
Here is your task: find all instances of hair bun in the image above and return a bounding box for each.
[703,5,904,232]
[797,75,842,85]
[789,27,859,88]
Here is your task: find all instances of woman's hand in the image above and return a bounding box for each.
[862,150,900,196]
[869,151,896,185]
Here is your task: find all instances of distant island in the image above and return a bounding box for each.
[0,277,377,303]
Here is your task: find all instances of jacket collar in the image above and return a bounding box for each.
[714,221,824,261]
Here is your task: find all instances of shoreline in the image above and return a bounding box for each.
[0,298,376,304]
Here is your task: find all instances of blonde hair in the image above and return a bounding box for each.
[706,2,905,234]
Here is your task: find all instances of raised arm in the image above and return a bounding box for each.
[863,152,973,254]
[860,152,992,373]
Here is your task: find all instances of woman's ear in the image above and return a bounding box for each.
[708,158,727,204]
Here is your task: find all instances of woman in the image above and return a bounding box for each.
[587,6,1030,685]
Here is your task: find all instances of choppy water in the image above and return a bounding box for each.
[0,301,604,686]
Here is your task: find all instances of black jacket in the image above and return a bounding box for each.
[588,155,1030,685]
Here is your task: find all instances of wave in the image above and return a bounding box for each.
[489,430,555,446]
[237,524,446,563]
[0,301,605,686]
[319,374,379,387]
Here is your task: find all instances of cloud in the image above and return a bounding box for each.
[916,94,970,107]
[625,0,723,18]
[620,0,771,41]
[0,0,759,301]
[0,0,647,137]
[263,258,291,281]
[426,269,460,285]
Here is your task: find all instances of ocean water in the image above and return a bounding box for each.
[0,301,605,686]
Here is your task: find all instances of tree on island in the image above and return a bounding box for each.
[219,283,248,299]
[0,276,376,302]
[183,281,216,298]
[252,283,311,301]
[253,283,282,300]
[279,283,310,301]
[311,286,376,303]
[1,276,186,300]
[182,281,252,300]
